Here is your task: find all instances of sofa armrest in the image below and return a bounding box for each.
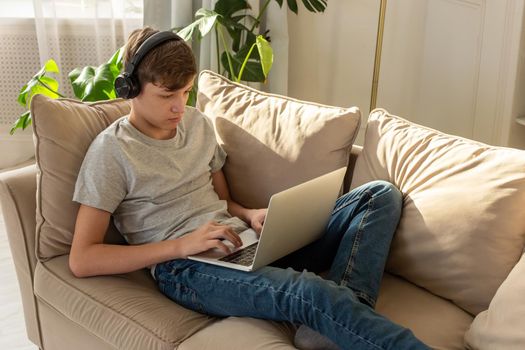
[0,163,42,347]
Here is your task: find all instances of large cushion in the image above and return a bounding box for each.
[31,94,130,260]
[196,70,361,209]
[464,250,525,349]
[35,256,213,349]
[351,109,525,315]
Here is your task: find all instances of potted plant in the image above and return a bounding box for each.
[11,0,327,134]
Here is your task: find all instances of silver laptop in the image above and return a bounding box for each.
[188,167,347,271]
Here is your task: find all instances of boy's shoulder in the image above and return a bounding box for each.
[184,105,208,121]
[183,106,214,129]
[89,116,128,148]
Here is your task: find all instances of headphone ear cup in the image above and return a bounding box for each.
[114,73,133,99]
[127,75,141,99]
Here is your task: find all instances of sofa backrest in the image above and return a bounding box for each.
[196,70,361,209]
[351,108,525,315]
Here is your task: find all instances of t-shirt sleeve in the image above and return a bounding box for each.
[200,111,227,173]
[73,136,127,213]
[209,141,227,173]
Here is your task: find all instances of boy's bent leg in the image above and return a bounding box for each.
[326,180,402,307]
[155,259,429,350]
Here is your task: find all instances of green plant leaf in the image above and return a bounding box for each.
[286,0,298,14]
[69,63,120,101]
[107,47,124,71]
[39,76,59,94]
[285,0,327,13]
[221,51,265,82]
[274,0,284,7]
[302,0,315,12]
[303,0,327,12]
[222,21,256,52]
[17,59,61,107]
[214,0,251,18]
[186,85,197,107]
[44,59,60,73]
[9,111,31,135]
[178,9,219,41]
[256,35,273,79]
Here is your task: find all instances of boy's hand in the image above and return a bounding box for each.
[177,221,242,258]
[248,209,267,236]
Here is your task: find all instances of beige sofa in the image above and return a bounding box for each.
[1,70,525,350]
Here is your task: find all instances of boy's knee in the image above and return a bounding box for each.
[367,180,402,207]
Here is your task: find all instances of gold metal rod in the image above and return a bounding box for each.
[370,0,387,112]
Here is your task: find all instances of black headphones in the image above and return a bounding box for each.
[114,31,182,99]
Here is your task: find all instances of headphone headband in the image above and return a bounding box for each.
[115,30,182,99]
[125,31,182,76]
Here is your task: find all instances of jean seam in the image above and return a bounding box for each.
[189,268,386,350]
[340,189,376,307]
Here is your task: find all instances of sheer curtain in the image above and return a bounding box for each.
[143,0,289,95]
[0,0,143,170]
[32,0,143,98]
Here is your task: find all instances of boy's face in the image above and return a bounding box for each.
[129,78,194,140]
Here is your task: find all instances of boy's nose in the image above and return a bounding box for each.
[170,98,185,113]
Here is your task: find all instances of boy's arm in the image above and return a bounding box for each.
[211,170,267,234]
[69,204,242,278]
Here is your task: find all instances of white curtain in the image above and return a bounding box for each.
[32,0,143,98]
[143,0,289,95]
[0,0,143,170]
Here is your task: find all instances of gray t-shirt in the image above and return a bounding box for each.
[73,107,248,245]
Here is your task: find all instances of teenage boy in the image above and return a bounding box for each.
[70,27,430,350]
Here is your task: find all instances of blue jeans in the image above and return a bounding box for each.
[155,181,430,350]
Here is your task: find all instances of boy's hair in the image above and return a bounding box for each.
[122,26,197,91]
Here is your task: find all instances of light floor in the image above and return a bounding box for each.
[0,205,38,349]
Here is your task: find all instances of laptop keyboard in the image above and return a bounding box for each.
[219,242,258,266]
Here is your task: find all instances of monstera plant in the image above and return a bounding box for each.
[178,0,327,83]
[11,0,327,134]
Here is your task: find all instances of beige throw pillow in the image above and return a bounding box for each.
[196,70,361,209]
[32,94,130,260]
[464,250,525,349]
[351,109,525,315]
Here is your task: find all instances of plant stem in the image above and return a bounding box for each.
[236,43,257,83]
[217,25,237,81]
[215,26,221,74]
[37,77,65,97]
[250,0,271,32]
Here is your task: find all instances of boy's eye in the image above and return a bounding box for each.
[162,94,173,99]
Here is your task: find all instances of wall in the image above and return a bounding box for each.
[287,0,380,145]
[286,0,525,149]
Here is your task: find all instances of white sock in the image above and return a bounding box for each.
[293,325,340,350]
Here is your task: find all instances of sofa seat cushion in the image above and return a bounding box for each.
[178,317,296,350]
[376,273,473,350]
[34,255,214,350]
